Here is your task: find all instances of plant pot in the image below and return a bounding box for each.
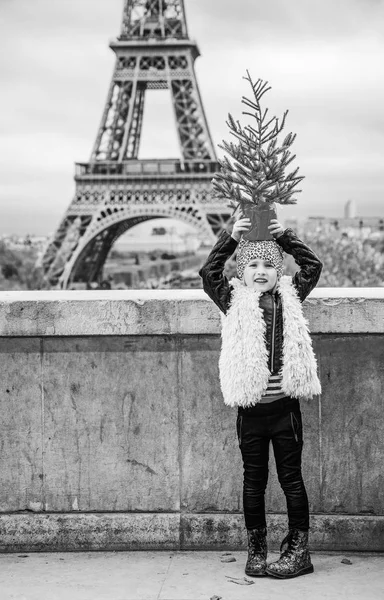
[241,202,278,242]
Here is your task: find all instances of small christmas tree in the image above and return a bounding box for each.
[212,72,304,240]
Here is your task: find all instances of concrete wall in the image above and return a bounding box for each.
[0,289,383,552]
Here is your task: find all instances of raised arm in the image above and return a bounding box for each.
[199,216,253,313]
[198,231,238,314]
[276,228,323,302]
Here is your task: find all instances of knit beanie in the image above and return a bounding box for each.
[236,238,284,280]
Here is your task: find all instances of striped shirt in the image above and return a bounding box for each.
[260,372,286,403]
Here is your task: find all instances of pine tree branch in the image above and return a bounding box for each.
[212,72,304,207]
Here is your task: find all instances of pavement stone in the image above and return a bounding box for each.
[0,550,383,600]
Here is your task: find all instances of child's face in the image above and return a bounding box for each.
[243,258,278,292]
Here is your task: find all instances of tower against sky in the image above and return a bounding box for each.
[40,0,230,289]
[344,199,357,219]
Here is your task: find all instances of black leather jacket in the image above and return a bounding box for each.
[199,229,323,375]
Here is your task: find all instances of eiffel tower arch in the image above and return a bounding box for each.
[41,0,231,289]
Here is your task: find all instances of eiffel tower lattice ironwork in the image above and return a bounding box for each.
[41,0,231,289]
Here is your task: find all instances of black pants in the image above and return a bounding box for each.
[237,396,309,531]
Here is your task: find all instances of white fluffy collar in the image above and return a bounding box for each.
[218,276,321,406]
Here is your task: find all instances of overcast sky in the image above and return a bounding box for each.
[0,0,383,235]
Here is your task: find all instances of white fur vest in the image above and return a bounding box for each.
[219,276,321,406]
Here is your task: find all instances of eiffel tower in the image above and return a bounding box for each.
[41,0,231,289]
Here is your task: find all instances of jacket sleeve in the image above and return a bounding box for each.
[198,230,238,314]
[276,228,323,302]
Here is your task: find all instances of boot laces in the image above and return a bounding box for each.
[279,529,301,558]
[248,528,266,556]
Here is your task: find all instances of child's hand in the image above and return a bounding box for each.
[268,219,285,238]
[231,215,251,242]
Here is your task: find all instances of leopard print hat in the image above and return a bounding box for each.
[236,238,284,280]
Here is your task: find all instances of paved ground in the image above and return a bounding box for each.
[0,550,383,600]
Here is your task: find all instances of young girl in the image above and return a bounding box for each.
[199,215,323,579]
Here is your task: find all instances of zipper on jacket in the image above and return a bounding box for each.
[270,294,276,371]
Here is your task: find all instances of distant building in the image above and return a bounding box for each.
[344,200,357,219]
[341,217,384,231]
[151,227,167,236]
[114,229,201,254]
[306,215,384,232]
[0,234,48,251]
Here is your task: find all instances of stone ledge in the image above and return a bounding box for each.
[0,513,180,553]
[0,288,383,336]
[181,514,384,552]
[0,513,383,552]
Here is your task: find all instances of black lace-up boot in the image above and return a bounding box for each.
[245,526,268,577]
[266,529,314,579]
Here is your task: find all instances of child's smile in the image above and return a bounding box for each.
[243,258,278,291]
